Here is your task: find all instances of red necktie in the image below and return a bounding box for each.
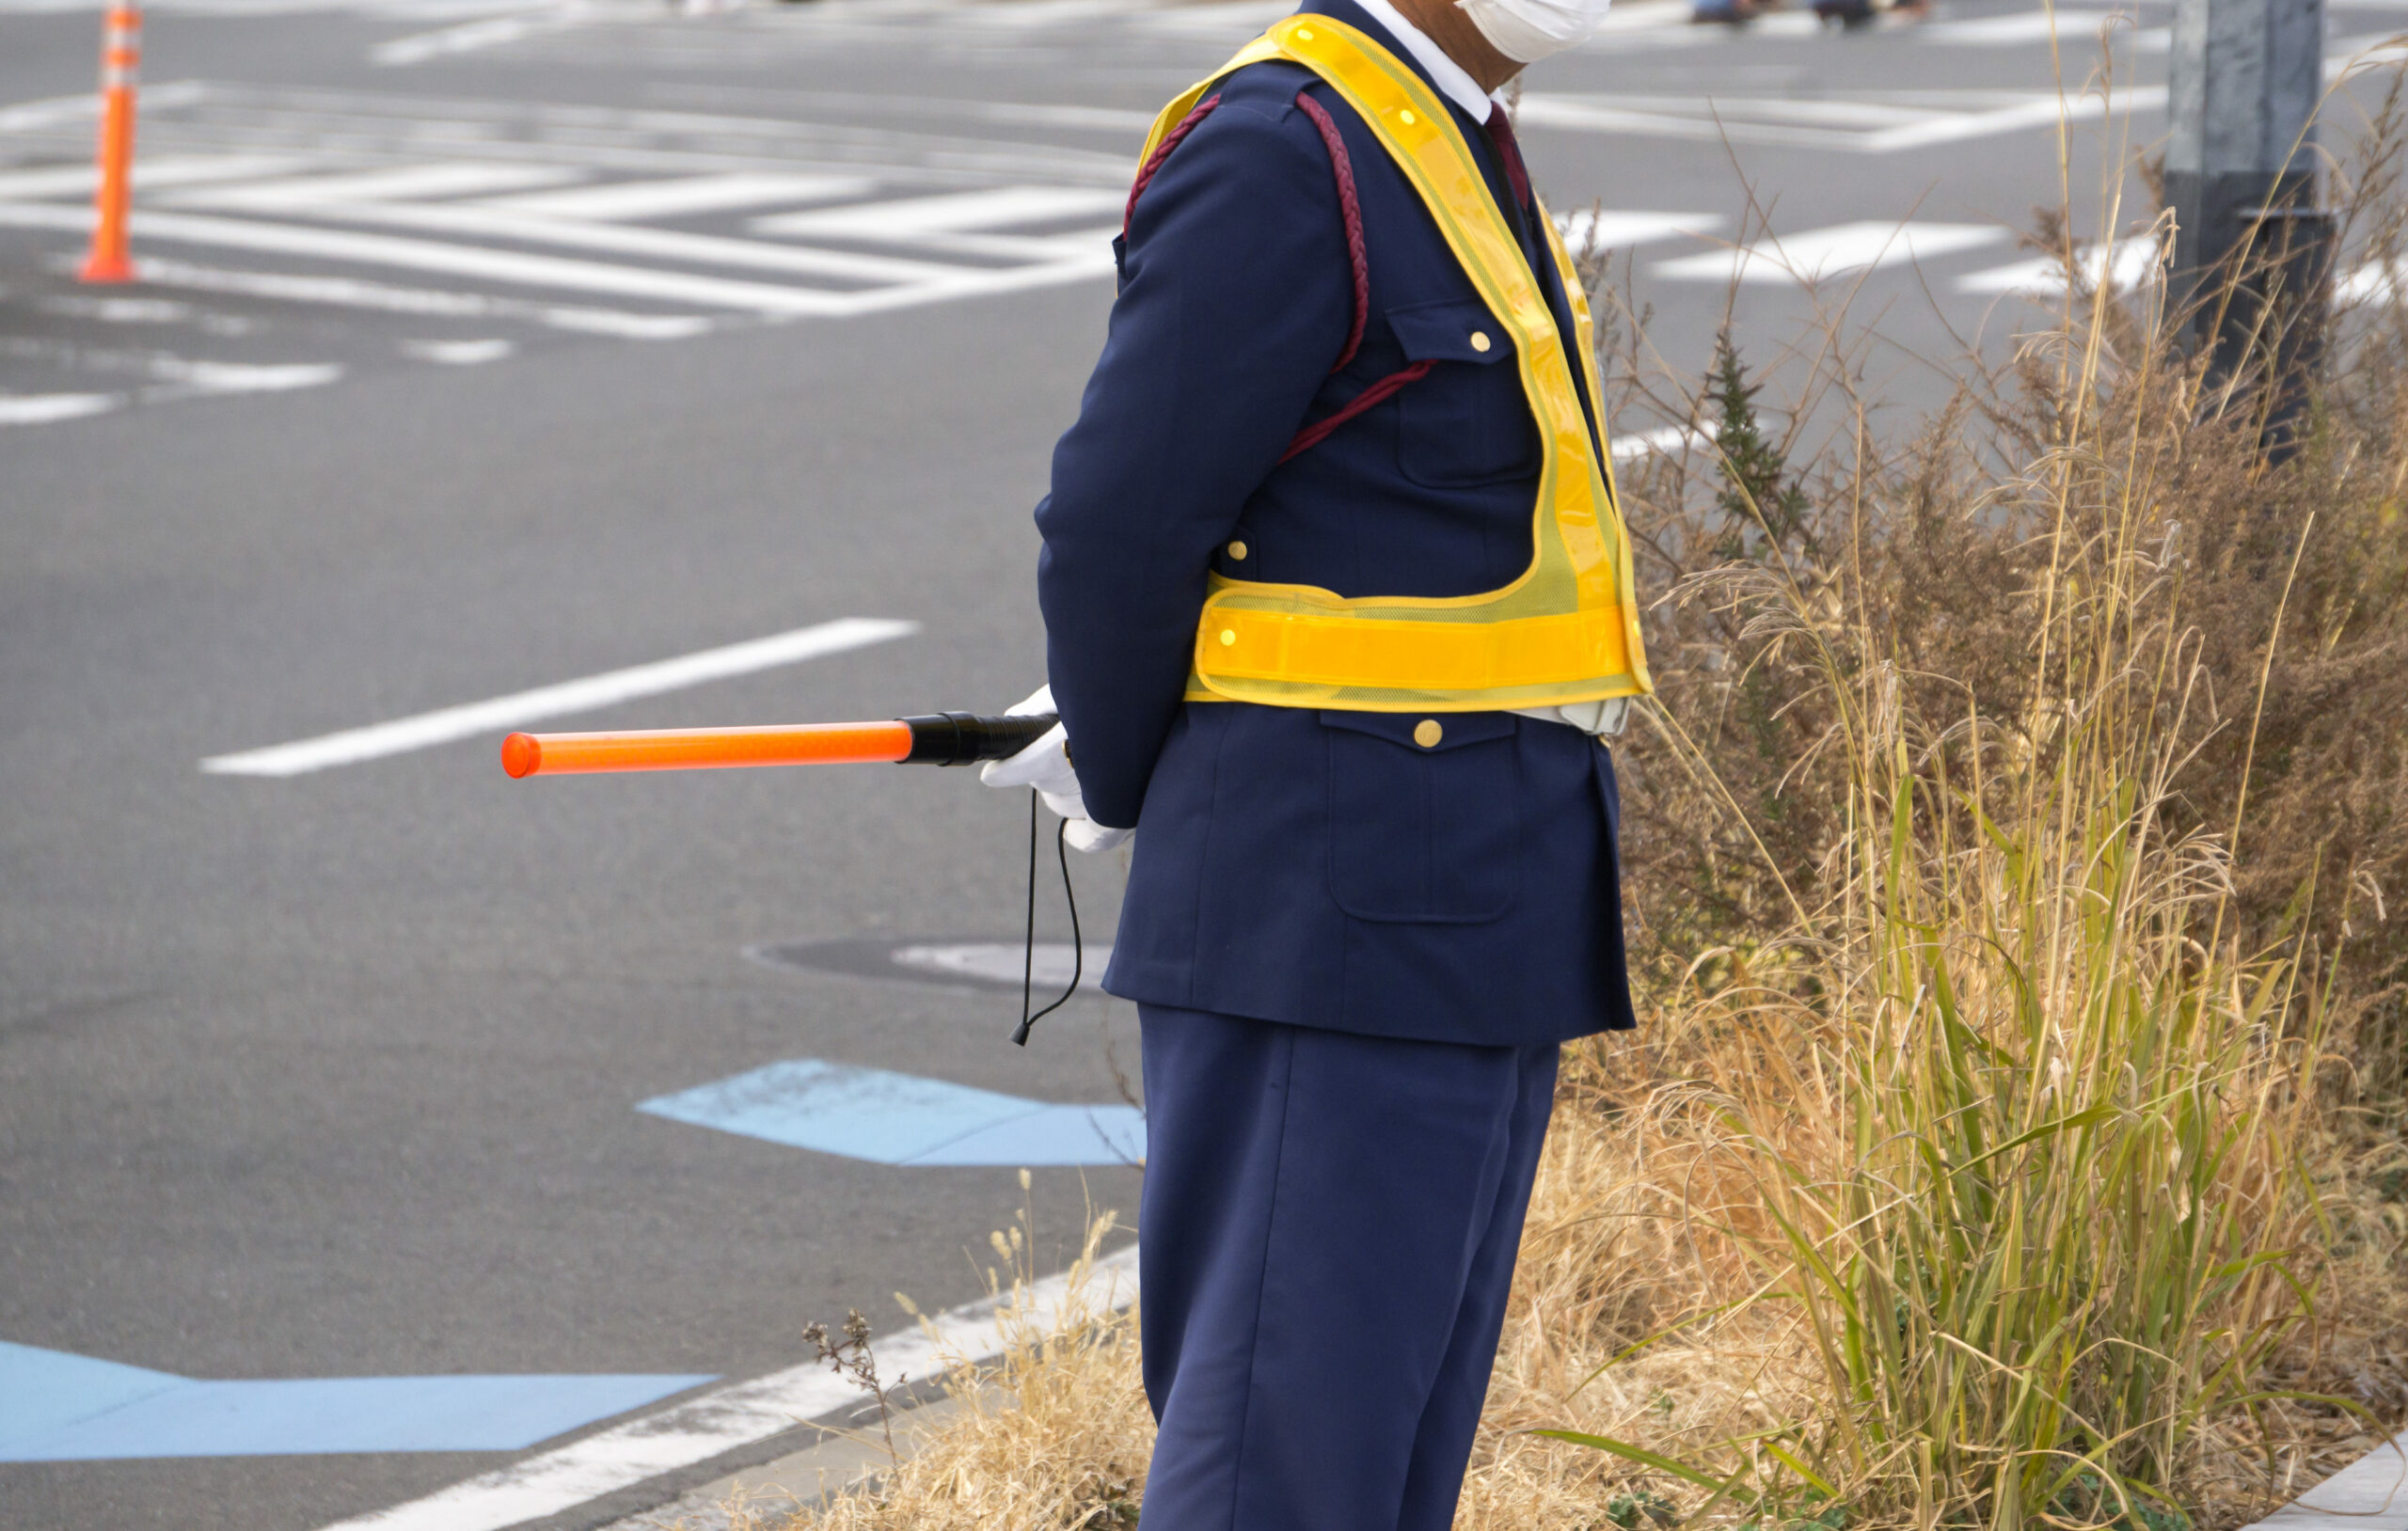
[1484,108,1533,213]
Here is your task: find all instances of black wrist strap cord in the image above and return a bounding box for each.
[1012,790,1083,1047]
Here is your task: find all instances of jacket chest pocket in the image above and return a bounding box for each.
[1323,710,1519,923]
[1385,298,1541,489]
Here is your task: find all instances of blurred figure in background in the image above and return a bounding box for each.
[1691,0,1927,26]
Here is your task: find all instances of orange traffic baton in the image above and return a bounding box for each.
[504,707,1079,1047]
[501,711,1055,779]
[81,0,141,284]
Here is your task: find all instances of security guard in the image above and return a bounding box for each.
[984,0,1643,1521]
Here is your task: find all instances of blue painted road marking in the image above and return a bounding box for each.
[0,1341,712,1462]
[639,1059,1146,1166]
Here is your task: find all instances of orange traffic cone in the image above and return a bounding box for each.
[80,2,141,284]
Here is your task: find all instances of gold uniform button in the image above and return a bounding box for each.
[1413,718,1443,749]
[1219,629,1237,646]
[1469,330,1492,353]
[1295,24,1314,37]
[1227,540,1248,560]
[1399,109,1417,125]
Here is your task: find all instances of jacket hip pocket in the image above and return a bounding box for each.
[1323,710,1520,923]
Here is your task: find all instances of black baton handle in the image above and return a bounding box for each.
[899,711,1059,766]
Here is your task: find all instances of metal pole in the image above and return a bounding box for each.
[2165,0,2331,454]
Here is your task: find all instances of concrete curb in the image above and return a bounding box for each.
[2247,1436,2408,1531]
[314,1244,1138,1531]
[593,1391,983,1531]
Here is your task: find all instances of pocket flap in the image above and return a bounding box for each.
[1386,299,1513,365]
[1319,709,1517,752]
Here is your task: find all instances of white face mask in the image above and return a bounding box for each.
[1455,0,1612,63]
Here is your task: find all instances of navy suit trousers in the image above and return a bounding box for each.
[1136,1005,1559,1531]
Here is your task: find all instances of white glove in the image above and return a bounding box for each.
[979,685,1133,854]
[1511,697,1630,736]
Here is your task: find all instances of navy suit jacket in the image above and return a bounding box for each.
[1034,0,1638,1046]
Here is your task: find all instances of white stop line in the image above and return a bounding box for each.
[201,617,917,777]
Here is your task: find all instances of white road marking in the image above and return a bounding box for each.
[84,81,1133,185]
[311,1242,1136,1531]
[163,194,974,286]
[0,80,207,132]
[470,171,871,222]
[1609,424,1704,460]
[1517,85,2172,153]
[0,197,1111,324]
[1552,210,1724,254]
[371,9,593,68]
[970,101,1159,132]
[41,296,194,323]
[161,162,589,210]
[2340,260,2408,306]
[401,338,515,364]
[199,617,919,777]
[1517,93,1927,149]
[148,358,346,395]
[0,335,345,396]
[0,392,122,425]
[752,186,1129,240]
[0,154,313,202]
[118,257,718,339]
[2332,36,2408,76]
[1956,237,2165,295]
[35,295,242,335]
[1654,220,2004,285]
[1918,9,2123,44]
[0,201,863,315]
[1860,86,2167,151]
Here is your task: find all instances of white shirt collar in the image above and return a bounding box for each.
[1343,0,1496,124]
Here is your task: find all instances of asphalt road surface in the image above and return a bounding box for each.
[3,2,2401,1528]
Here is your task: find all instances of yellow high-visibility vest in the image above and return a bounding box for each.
[1144,15,1654,714]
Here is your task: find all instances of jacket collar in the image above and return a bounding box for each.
[1296,0,1495,125]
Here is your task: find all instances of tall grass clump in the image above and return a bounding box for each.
[1527,69,2408,1528]
[1563,451,2337,1531]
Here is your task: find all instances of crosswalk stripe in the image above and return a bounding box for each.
[1609,425,1705,461]
[0,392,122,425]
[158,193,980,285]
[1918,10,2121,44]
[1655,221,2005,284]
[162,162,587,209]
[0,153,309,202]
[0,201,863,315]
[369,11,586,68]
[114,257,717,339]
[145,357,344,396]
[752,185,1130,239]
[470,171,871,222]
[1553,210,1724,253]
[1956,238,2165,296]
[1861,87,2167,152]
